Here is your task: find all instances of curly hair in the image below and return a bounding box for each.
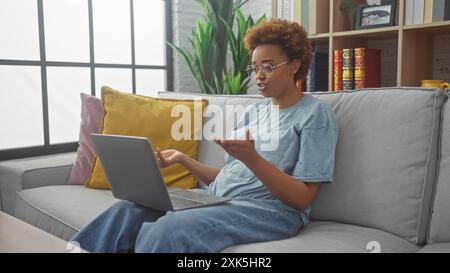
[244,19,312,81]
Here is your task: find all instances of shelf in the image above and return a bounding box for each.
[403,20,450,34]
[308,33,330,41]
[277,0,450,90]
[333,26,400,39]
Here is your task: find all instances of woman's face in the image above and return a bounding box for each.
[251,44,300,98]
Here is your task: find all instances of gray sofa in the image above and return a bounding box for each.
[1,87,450,253]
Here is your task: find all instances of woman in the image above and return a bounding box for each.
[72,19,338,253]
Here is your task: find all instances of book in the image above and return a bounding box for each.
[342,49,354,91]
[432,0,445,21]
[413,0,424,24]
[405,0,415,25]
[432,0,450,21]
[308,0,316,35]
[354,48,381,89]
[301,0,309,32]
[446,1,450,20]
[295,0,302,25]
[317,51,329,91]
[306,51,328,92]
[333,49,343,91]
[424,0,433,23]
[447,1,450,20]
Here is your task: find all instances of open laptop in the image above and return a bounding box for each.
[90,134,230,211]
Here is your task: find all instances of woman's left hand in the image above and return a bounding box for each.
[213,129,259,164]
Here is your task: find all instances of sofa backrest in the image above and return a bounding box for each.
[158,92,262,169]
[309,88,446,245]
[159,88,446,245]
[427,89,450,243]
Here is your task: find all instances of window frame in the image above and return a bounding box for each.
[0,0,173,161]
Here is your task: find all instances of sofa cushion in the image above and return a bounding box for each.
[416,243,450,253]
[428,90,450,243]
[68,93,103,185]
[308,88,446,244]
[85,87,208,190]
[222,221,419,253]
[158,92,263,169]
[15,185,119,241]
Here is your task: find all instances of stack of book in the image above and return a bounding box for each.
[333,48,381,91]
[405,0,450,25]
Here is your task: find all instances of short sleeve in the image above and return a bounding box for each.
[224,152,234,163]
[292,107,338,183]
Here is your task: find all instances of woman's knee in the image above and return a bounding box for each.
[108,200,166,224]
[106,200,133,214]
[112,200,136,209]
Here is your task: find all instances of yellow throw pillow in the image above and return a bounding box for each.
[85,86,208,190]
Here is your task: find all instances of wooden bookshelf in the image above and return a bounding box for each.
[272,0,450,91]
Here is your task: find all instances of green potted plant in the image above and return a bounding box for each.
[169,0,265,95]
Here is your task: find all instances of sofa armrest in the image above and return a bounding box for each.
[0,152,76,214]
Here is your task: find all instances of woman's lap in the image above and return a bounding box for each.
[72,197,303,253]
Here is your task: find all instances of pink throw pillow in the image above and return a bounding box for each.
[68,93,104,185]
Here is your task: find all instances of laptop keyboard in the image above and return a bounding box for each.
[170,189,226,203]
[169,196,204,209]
[168,189,230,210]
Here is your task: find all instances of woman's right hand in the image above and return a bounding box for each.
[154,148,185,168]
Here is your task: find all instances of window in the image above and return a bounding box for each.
[0,0,173,160]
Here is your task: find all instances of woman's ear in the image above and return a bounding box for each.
[291,59,302,76]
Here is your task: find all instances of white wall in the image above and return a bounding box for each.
[171,0,202,93]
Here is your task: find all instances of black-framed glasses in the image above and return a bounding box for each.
[246,60,290,75]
